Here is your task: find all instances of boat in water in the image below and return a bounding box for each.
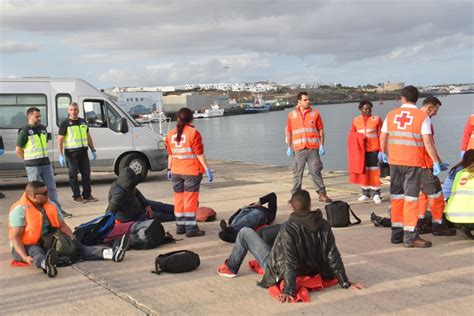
[244,96,271,114]
[193,103,225,118]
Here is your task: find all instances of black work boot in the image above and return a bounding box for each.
[432,223,456,236]
[416,217,432,234]
[391,227,404,244]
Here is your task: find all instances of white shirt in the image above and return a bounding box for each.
[381,104,432,134]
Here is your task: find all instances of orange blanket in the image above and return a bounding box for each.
[248,259,338,303]
[347,131,367,185]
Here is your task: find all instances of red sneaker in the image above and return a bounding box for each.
[217,261,237,278]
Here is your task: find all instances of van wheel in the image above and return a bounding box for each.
[118,153,149,178]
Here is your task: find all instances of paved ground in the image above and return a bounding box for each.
[0,160,472,315]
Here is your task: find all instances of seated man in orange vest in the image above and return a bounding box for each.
[9,181,129,278]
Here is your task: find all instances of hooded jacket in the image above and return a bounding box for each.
[107,168,148,222]
[258,209,350,297]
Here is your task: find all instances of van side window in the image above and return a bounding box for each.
[56,94,71,126]
[106,102,122,133]
[0,94,47,128]
[83,100,107,128]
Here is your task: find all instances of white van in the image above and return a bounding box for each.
[0,77,168,178]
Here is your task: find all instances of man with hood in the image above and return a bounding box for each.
[107,167,175,223]
[217,190,363,303]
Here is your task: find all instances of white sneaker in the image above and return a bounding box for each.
[358,195,370,202]
[373,195,382,204]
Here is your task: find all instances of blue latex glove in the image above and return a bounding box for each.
[0,148,4,156]
[286,147,294,157]
[319,145,325,156]
[59,154,65,167]
[206,168,213,182]
[167,170,172,181]
[440,162,449,171]
[378,152,388,163]
[461,151,465,159]
[433,162,441,176]
[92,150,97,161]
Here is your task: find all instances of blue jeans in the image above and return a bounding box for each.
[135,199,176,222]
[25,164,62,210]
[227,227,271,274]
[230,208,267,232]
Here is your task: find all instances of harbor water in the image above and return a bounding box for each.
[155,94,473,172]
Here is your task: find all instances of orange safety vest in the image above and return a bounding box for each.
[468,114,474,150]
[287,107,321,151]
[386,107,427,167]
[422,124,435,168]
[9,193,60,245]
[166,125,204,176]
[353,115,381,152]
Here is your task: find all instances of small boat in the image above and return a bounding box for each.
[243,96,271,114]
[193,103,225,118]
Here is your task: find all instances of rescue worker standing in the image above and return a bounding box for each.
[350,100,383,204]
[57,102,98,203]
[286,91,332,203]
[380,86,440,248]
[460,114,474,157]
[15,107,71,218]
[165,107,213,237]
[417,97,456,236]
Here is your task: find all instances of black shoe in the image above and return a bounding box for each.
[416,218,432,234]
[220,220,228,232]
[391,228,404,244]
[219,231,236,243]
[61,210,73,219]
[83,196,99,203]
[186,230,205,238]
[113,234,129,262]
[370,212,383,227]
[0,192,5,199]
[43,249,58,278]
[176,226,186,235]
[432,224,457,236]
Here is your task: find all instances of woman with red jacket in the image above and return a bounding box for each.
[165,107,213,237]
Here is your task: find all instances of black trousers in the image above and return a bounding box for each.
[66,149,92,198]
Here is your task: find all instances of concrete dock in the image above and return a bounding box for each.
[0,160,472,315]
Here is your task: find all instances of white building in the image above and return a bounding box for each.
[117,91,164,115]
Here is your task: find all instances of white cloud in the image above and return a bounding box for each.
[0,40,39,54]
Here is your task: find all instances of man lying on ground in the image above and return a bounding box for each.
[219,192,277,243]
[9,181,128,278]
[217,189,363,303]
[107,167,175,223]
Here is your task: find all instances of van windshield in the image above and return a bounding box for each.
[108,100,141,127]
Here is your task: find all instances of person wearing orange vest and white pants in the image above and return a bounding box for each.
[286,91,332,203]
[417,97,456,236]
[165,107,213,237]
[350,100,383,204]
[380,86,441,248]
[460,114,474,158]
[9,181,128,278]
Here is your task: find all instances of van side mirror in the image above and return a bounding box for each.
[118,117,129,133]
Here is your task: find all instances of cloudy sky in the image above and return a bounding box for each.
[1,0,473,88]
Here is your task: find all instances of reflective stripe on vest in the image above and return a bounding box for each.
[64,124,88,149]
[24,134,48,160]
[8,193,61,245]
[445,169,474,223]
[353,115,380,152]
[288,108,321,151]
[386,108,426,167]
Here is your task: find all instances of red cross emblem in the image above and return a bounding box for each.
[171,134,186,147]
[394,111,413,130]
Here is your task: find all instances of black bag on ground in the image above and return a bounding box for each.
[152,250,200,274]
[325,201,361,227]
[43,230,78,266]
[258,224,281,246]
[74,211,116,246]
[129,219,175,250]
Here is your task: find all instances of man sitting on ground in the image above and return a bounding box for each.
[217,190,363,303]
[107,167,175,223]
[219,192,277,243]
[9,181,128,278]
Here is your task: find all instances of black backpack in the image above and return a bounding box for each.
[129,219,175,250]
[325,201,361,227]
[74,211,116,246]
[152,250,200,274]
[43,230,78,267]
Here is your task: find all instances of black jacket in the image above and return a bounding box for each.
[107,168,148,222]
[229,192,277,225]
[258,209,350,296]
